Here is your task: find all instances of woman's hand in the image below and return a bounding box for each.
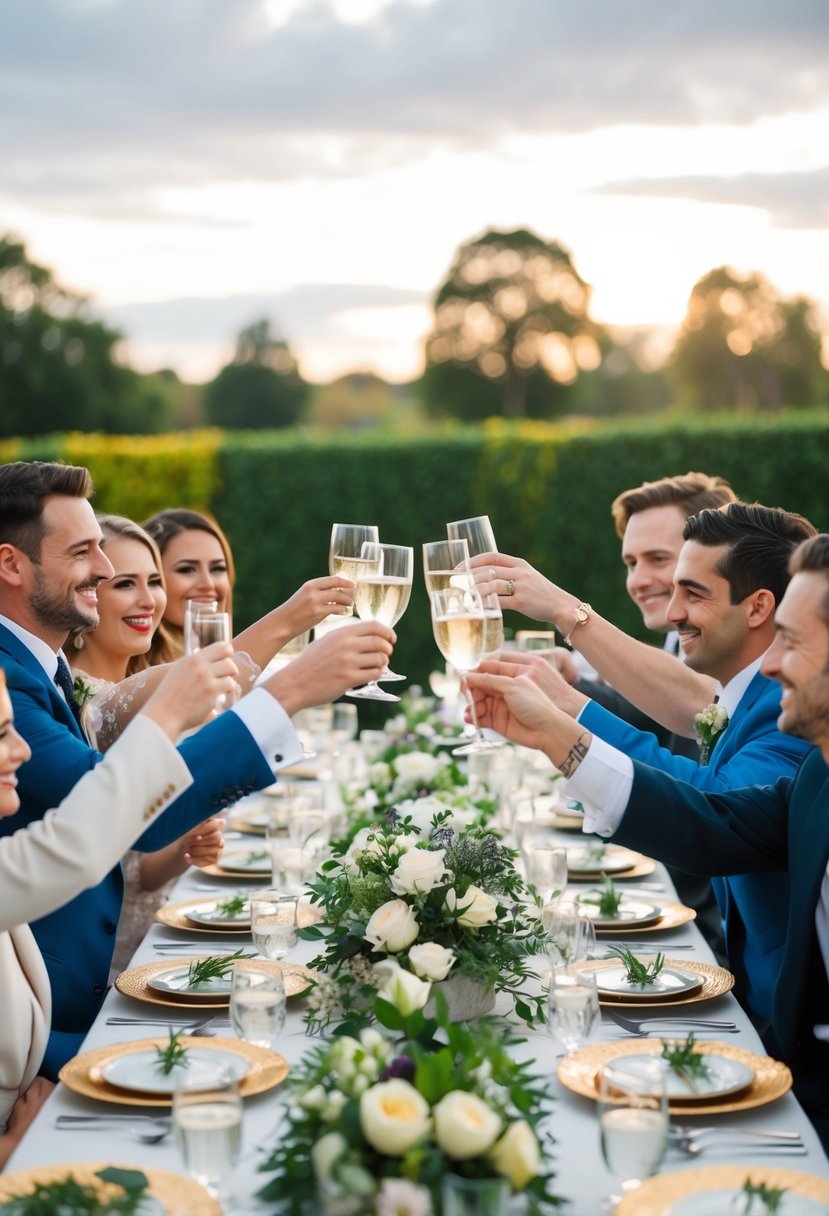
[469,551,576,626]
[0,1078,54,1167]
[141,643,239,739]
[278,576,356,635]
[181,816,225,868]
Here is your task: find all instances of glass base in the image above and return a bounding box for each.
[346,682,401,702]
[452,737,505,756]
[378,667,406,682]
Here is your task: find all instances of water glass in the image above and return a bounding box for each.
[230,964,286,1050]
[541,901,596,967]
[524,843,568,904]
[250,889,299,960]
[547,967,600,1053]
[598,1057,668,1203]
[173,1063,242,1200]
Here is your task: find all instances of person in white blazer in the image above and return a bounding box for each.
[0,641,238,1167]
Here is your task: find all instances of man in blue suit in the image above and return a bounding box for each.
[0,460,395,1076]
[475,503,816,1030]
[466,532,829,1149]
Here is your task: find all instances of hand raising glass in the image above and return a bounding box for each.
[430,586,504,756]
[347,542,413,702]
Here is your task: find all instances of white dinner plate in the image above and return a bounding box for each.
[670,1190,826,1216]
[101,1046,249,1096]
[577,897,662,928]
[218,850,271,874]
[146,965,236,1000]
[567,844,637,874]
[594,964,702,1000]
[185,901,251,928]
[613,1051,755,1100]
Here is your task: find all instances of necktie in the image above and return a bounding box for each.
[54,655,83,727]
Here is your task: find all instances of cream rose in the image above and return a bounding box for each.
[445,885,499,929]
[396,796,447,836]
[390,847,448,896]
[490,1120,541,1190]
[377,965,432,1016]
[311,1130,347,1181]
[433,1090,502,1159]
[393,752,443,784]
[360,1080,431,1156]
[365,899,420,953]
[408,942,456,982]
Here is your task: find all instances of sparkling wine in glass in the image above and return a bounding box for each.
[183,607,232,712]
[547,966,600,1054]
[173,1063,242,1201]
[422,538,474,595]
[230,965,286,1050]
[347,542,413,701]
[598,1057,668,1206]
[430,586,504,756]
[250,889,299,960]
[446,514,497,558]
[480,590,504,659]
[329,523,380,613]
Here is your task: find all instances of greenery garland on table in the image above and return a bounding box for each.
[257,988,563,1216]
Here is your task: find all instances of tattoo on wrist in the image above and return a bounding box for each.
[557,731,590,778]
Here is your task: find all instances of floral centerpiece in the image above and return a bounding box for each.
[257,987,562,1216]
[303,813,544,1031]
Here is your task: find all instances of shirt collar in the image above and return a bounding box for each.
[713,653,767,720]
[0,612,61,681]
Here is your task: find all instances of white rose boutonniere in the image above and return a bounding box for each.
[694,702,729,765]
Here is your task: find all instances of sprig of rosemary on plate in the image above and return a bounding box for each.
[605,944,664,985]
[740,1179,787,1214]
[244,850,269,863]
[215,894,248,918]
[579,874,622,917]
[187,948,254,986]
[584,839,607,866]
[154,1029,189,1076]
[0,1167,153,1214]
[660,1032,712,1087]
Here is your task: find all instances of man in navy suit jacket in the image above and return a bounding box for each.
[466,532,829,1149]
[0,461,395,1076]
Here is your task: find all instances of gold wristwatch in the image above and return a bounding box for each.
[563,602,591,646]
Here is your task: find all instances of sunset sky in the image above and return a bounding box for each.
[2,0,828,383]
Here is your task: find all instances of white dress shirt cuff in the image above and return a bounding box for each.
[562,736,634,838]
[230,688,304,775]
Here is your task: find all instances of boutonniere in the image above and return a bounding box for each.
[72,675,95,709]
[694,702,729,764]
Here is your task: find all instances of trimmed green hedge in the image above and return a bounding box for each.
[6,413,829,699]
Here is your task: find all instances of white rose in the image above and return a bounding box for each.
[360,1080,431,1156]
[489,1120,541,1190]
[445,805,478,832]
[393,752,442,785]
[311,1130,347,1181]
[445,885,499,929]
[408,942,456,982]
[297,1083,327,1111]
[370,761,393,788]
[396,796,447,835]
[377,965,432,1016]
[415,722,436,739]
[365,899,420,953]
[433,1091,502,1159]
[390,847,448,896]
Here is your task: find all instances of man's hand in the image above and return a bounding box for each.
[478,652,588,717]
[262,621,395,716]
[141,643,239,739]
[466,666,591,773]
[1,1077,54,1167]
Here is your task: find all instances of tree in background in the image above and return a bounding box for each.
[421,228,606,421]
[0,235,172,437]
[204,318,308,430]
[669,267,828,412]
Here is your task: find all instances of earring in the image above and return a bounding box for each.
[73,632,85,651]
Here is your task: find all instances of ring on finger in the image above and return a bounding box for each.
[505,578,515,597]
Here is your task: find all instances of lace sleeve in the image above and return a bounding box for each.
[79,669,163,752]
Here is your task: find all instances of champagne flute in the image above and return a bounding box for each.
[184,607,232,712]
[347,542,413,701]
[329,522,380,613]
[422,538,474,595]
[430,586,504,756]
[547,966,600,1054]
[598,1057,668,1207]
[480,589,504,659]
[230,964,286,1050]
[173,1063,242,1201]
[446,514,497,558]
[250,889,299,960]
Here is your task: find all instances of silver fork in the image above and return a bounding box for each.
[104,1014,219,1035]
[606,1009,738,1035]
[671,1124,803,1143]
[55,1115,172,1145]
[673,1135,806,1158]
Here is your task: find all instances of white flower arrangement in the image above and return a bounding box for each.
[694,702,729,764]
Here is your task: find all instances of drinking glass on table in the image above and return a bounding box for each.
[184,604,232,712]
[524,843,568,905]
[230,964,286,1050]
[541,900,596,967]
[547,966,600,1054]
[329,522,380,612]
[431,586,503,756]
[598,1057,668,1207]
[446,514,497,558]
[250,889,299,960]
[347,542,413,701]
[173,1063,242,1201]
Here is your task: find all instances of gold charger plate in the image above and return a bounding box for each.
[115,958,313,1008]
[558,1038,792,1116]
[594,897,696,936]
[615,1165,829,1215]
[59,1036,288,1107]
[156,898,322,934]
[567,850,656,882]
[573,958,733,1008]
[575,958,704,1004]
[0,1162,220,1214]
[201,849,272,879]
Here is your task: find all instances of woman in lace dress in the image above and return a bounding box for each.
[70,515,226,976]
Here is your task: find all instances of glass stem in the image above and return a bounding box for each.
[460,674,486,741]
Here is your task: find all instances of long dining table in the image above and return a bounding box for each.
[6,788,829,1214]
